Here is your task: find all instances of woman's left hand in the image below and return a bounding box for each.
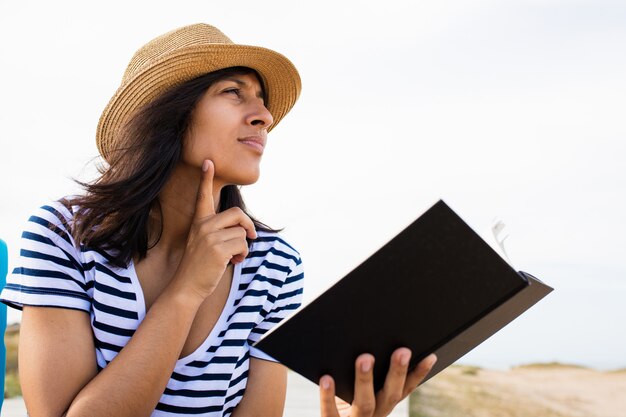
[319,348,437,417]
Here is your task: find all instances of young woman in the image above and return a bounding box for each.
[0,24,436,417]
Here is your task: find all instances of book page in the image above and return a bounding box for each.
[488,217,518,270]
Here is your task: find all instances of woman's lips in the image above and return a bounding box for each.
[238,136,265,153]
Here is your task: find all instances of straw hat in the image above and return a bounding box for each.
[96,23,301,161]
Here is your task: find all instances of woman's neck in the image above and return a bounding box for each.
[151,163,224,254]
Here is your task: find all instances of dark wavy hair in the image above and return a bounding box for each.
[66,67,279,267]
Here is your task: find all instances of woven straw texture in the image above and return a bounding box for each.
[97,24,301,161]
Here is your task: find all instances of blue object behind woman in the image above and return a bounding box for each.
[0,238,7,409]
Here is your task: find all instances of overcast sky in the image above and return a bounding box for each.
[1,0,625,370]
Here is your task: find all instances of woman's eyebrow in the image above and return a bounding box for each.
[220,77,265,99]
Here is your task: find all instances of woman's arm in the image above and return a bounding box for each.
[19,307,97,417]
[20,282,205,417]
[230,358,288,417]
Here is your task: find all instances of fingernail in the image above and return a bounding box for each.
[202,160,210,172]
[321,376,330,390]
[400,352,410,367]
[428,354,438,366]
[361,360,371,373]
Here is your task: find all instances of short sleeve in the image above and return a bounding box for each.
[248,253,304,362]
[0,202,92,313]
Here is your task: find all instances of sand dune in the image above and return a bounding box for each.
[410,364,626,417]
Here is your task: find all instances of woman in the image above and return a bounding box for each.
[0,24,436,417]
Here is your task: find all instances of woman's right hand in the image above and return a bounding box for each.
[173,159,257,300]
[319,349,437,417]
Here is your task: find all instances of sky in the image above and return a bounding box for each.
[1,0,625,370]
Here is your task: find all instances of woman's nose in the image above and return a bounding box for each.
[247,101,274,129]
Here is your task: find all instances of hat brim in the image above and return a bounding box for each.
[96,43,301,161]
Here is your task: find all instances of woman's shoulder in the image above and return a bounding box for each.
[22,198,75,233]
[32,197,77,221]
[248,230,303,281]
[245,230,304,293]
[20,197,84,253]
[251,230,301,262]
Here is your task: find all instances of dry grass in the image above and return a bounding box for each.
[513,361,588,370]
[4,323,21,398]
[409,364,626,417]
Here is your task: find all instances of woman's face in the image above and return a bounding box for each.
[182,72,274,186]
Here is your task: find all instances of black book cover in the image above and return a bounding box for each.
[254,200,553,402]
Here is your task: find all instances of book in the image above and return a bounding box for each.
[253,200,553,403]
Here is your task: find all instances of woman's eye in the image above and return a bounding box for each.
[224,88,241,97]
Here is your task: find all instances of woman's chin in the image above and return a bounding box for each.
[229,171,261,186]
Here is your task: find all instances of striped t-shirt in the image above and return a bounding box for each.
[0,200,304,416]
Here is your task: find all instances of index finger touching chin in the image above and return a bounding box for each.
[194,159,217,219]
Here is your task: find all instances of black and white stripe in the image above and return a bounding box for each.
[1,201,304,416]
